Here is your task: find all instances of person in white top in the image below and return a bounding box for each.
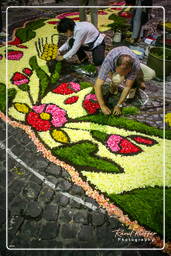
[56,18,105,66]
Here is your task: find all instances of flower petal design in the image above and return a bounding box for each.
[33,104,46,113]
[14,103,29,114]
[83,94,100,114]
[7,50,24,60]
[46,104,67,127]
[64,96,79,104]
[52,82,80,95]
[11,72,29,86]
[8,37,22,45]
[106,134,142,155]
[26,112,51,131]
[129,135,157,146]
[23,68,32,76]
[51,129,70,143]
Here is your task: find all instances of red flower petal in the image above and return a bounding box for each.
[119,138,142,154]
[26,112,51,131]
[8,37,22,45]
[130,136,156,146]
[83,99,100,114]
[64,96,79,104]
[16,45,28,49]
[12,72,28,81]
[23,68,32,76]
[48,21,59,24]
[53,83,75,95]
[7,50,23,60]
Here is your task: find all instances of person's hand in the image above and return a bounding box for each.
[101,104,111,115]
[113,105,122,116]
[56,54,64,61]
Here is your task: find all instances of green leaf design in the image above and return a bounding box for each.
[0,83,17,113]
[29,56,50,98]
[77,113,171,140]
[52,140,122,173]
[18,84,30,91]
[15,19,46,43]
[109,187,171,240]
[122,106,140,115]
[50,62,61,84]
[91,130,108,143]
[79,81,94,90]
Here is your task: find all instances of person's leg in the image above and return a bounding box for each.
[79,0,89,21]
[131,0,142,41]
[140,63,156,81]
[92,40,105,66]
[89,0,98,27]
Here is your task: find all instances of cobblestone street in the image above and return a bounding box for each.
[0,0,171,256]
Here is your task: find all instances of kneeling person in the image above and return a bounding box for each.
[94,46,155,115]
[56,18,105,66]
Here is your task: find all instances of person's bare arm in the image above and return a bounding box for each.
[94,78,111,115]
[113,79,134,115]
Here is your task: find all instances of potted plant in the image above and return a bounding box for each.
[107,13,130,43]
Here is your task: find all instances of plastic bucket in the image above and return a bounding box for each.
[147,47,171,79]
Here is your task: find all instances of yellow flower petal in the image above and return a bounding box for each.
[51,129,69,143]
[14,103,29,113]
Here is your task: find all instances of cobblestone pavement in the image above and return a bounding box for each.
[0,0,171,255]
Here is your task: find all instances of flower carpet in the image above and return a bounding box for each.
[0,10,171,252]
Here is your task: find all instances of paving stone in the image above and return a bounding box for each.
[20,150,35,167]
[9,197,28,216]
[43,205,59,221]
[8,215,24,233]
[11,143,27,156]
[8,179,25,195]
[0,120,6,130]
[29,174,43,185]
[40,222,59,240]
[0,149,6,162]
[78,225,94,241]
[25,142,38,153]
[55,193,69,207]
[38,185,54,204]
[58,208,74,222]
[24,201,42,218]
[8,156,17,170]
[96,224,115,244]
[91,212,106,226]
[73,211,88,224]
[70,184,85,196]
[0,129,6,141]
[22,182,41,200]
[61,223,79,239]
[46,175,58,186]
[8,136,18,148]
[61,167,71,180]
[0,209,5,226]
[19,220,41,240]
[45,163,61,177]
[32,156,49,170]
[56,178,72,192]
[70,198,82,209]
[0,192,5,208]
[17,133,31,145]
[43,240,63,249]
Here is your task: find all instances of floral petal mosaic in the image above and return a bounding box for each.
[0,10,171,253]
